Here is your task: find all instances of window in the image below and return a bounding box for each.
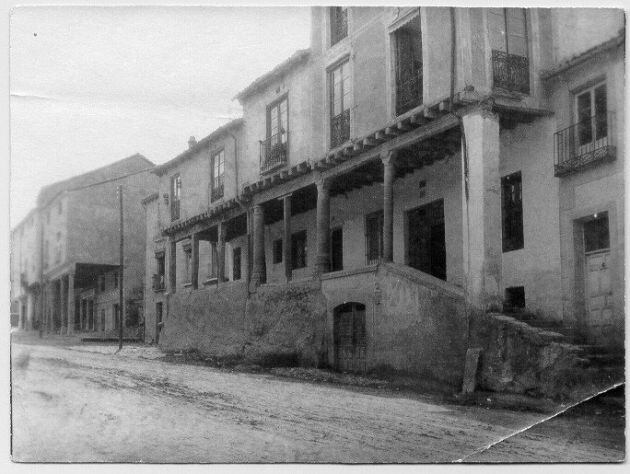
[583,213,610,253]
[208,242,218,279]
[504,286,525,312]
[365,210,384,264]
[272,239,283,264]
[291,231,307,269]
[211,150,225,202]
[233,247,241,281]
[330,7,348,46]
[99,275,106,292]
[154,252,165,290]
[488,8,529,93]
[183,243,192,284]
[329,60,351,148]
[261,97,288,173]
[501,172,524,252]
[394,16,423,115]
[170,174,181,221]
[113,271,118,290]
[576,82,607,146]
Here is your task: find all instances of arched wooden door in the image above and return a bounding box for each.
[334,303,366,373]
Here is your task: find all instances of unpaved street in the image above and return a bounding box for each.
[11,335,624,463]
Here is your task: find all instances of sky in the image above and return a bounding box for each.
[9,6,311,226]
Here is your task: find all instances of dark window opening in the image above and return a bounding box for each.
[583,213,610,253]
[329,60,351,148]
[272,239,283,264]
[330,7,348,46]
[394,16,423,115]
[501,172,524,252]
[331,227,343,272]
[504,286,526,312]
[406,200,446,280]
[233,247,242,281]
[291,230,307,269]
[183,244,192,283]
[153,253,165,290]
[365,210,383,265]
[113,271,118,289]
[170,174,181,221]
[261,97,288,173]
[211,150,225,202]
[113,303,120,330]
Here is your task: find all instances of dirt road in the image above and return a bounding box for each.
[10,335,625,463]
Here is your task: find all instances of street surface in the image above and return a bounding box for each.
[11,333,625,463]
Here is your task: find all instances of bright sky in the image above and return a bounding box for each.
[9,6,311,226]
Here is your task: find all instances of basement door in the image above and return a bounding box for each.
[407,199,446,280]
[334,303,366,373]
[583,213,613,331]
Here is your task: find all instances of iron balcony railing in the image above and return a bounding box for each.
[491,50,530,94]
[396,68,423,116]
[330,109,351,149]
[210,177,224,202]
[152,273,165,291]
[260,131,288,174]
[554,113,616,177]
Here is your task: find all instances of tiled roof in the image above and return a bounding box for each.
[233,49,310,102]
[153,118,243,176]
[541,29,625,80]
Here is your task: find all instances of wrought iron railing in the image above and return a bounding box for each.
[491,50,530,94]
[260,132,288,174]
[330,7,348,46]
[554,113,616,177]
[210,177,224,202]
[152,273,165,291]
[396,69,423,116]
[330,109,350,149]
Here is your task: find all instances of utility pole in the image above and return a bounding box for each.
[118,185,124,350]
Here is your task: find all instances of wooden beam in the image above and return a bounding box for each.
[385,126,400,137]
[374,130,387,142]
[363,137,377,148]
[423,108,437,119]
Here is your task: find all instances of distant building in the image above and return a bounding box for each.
[10,154,157,336]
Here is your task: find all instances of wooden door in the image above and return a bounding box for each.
[407,200,446,280]
[334,303,366,373]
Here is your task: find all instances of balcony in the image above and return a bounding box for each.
[554,113,616,177]
[330,109,350,149]
[210,177,224,202]
[260,132,288,174]
[396,69,423,116]
[152,273,165,292]
[492,50,530,94]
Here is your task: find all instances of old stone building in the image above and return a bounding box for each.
[143,7,624,397]
[10,154,157,336]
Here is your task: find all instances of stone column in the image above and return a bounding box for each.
[217,222,226,283]
[191,233,200,289]
[251,204,266,286]
[315,179,331,276]
[168,239,177,293]
[461,108,503,310]
[67,273,75,335]
[283,194,292,281]
[382,150,396,263]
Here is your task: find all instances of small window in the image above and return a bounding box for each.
[501,172,524,252]
[291,231,307,269]
[208,242,218,279]
[211,150,225,202]
[170,174,181,221]
[583,213,610,253]
[504,286,526,312]
[272,239,283,264]
[233,247,241,281]
[330,7,348,46]
[576,82,607,146]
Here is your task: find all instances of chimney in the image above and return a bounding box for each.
[188,136,197,149]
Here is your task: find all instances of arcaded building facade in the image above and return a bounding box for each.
[142,7,624,392]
